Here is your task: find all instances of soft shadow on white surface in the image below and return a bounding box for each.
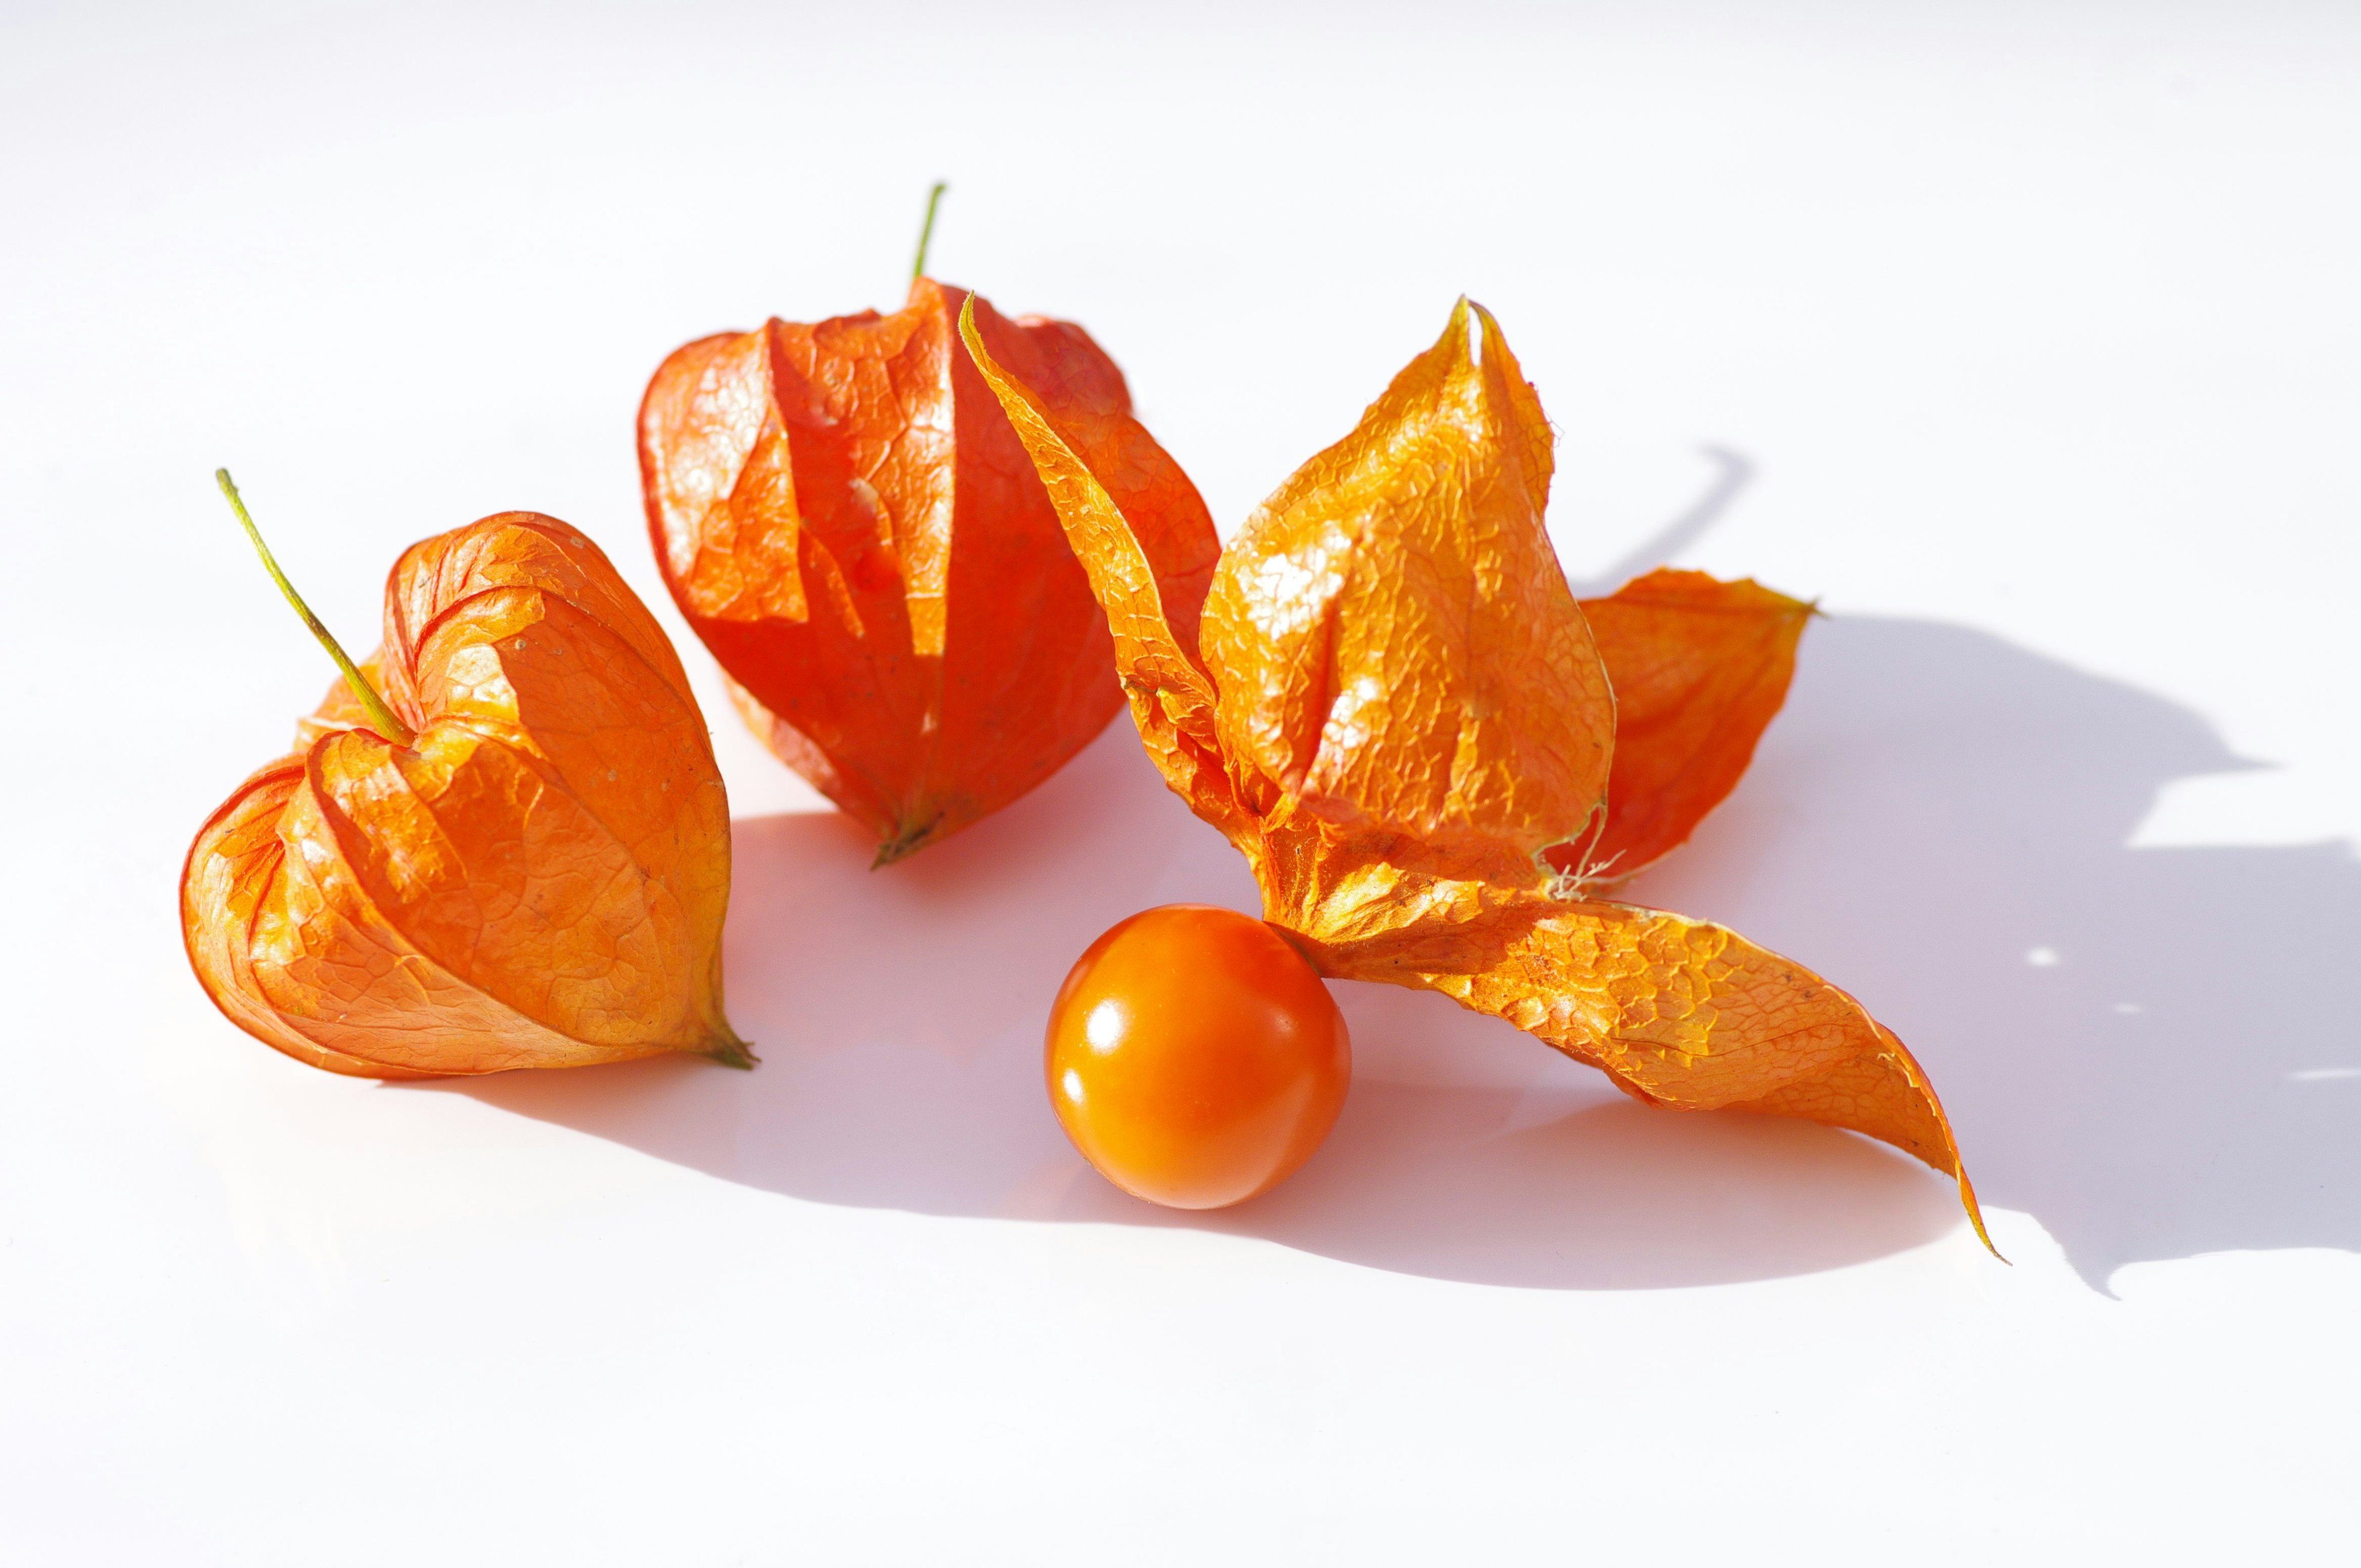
[1636,615,2361,1290]
[431,615,2360,1291]
[1568,444,1754,595]
[432,727,1957,1291]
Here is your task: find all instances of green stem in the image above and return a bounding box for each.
[910,181,947,286]
[215,468,415,747]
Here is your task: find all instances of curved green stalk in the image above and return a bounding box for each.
[215,468,415,747]
[911,181,947,285]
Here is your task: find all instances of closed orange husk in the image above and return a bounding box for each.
[962,297,1994,1253]
[181,513,752,1078]
[638,278,1220,863]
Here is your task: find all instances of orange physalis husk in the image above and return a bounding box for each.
[1567,566,1818,887]
[962,296,1995,1253]
[181,513,753,1079]
[638,277,1222,863]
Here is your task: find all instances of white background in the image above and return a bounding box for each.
[5,1,2357,1561]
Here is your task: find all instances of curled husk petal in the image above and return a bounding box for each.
[963,298,1991,1251]
[1287,874,1990,1253]
[182,513,751,1078]
[638,278,1219,861]
[1565,567,1815,889]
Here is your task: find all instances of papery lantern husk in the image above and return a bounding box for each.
[181,513,751,1078]
[638,277,1220,862]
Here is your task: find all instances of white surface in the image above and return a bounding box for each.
[6,2,2359,1561]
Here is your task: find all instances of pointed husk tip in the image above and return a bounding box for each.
[871,811,946,868]
[700,1030,759,1070]
[1956,1167,2006,1262]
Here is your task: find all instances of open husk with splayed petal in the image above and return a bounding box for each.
[962,296,1993,1253]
